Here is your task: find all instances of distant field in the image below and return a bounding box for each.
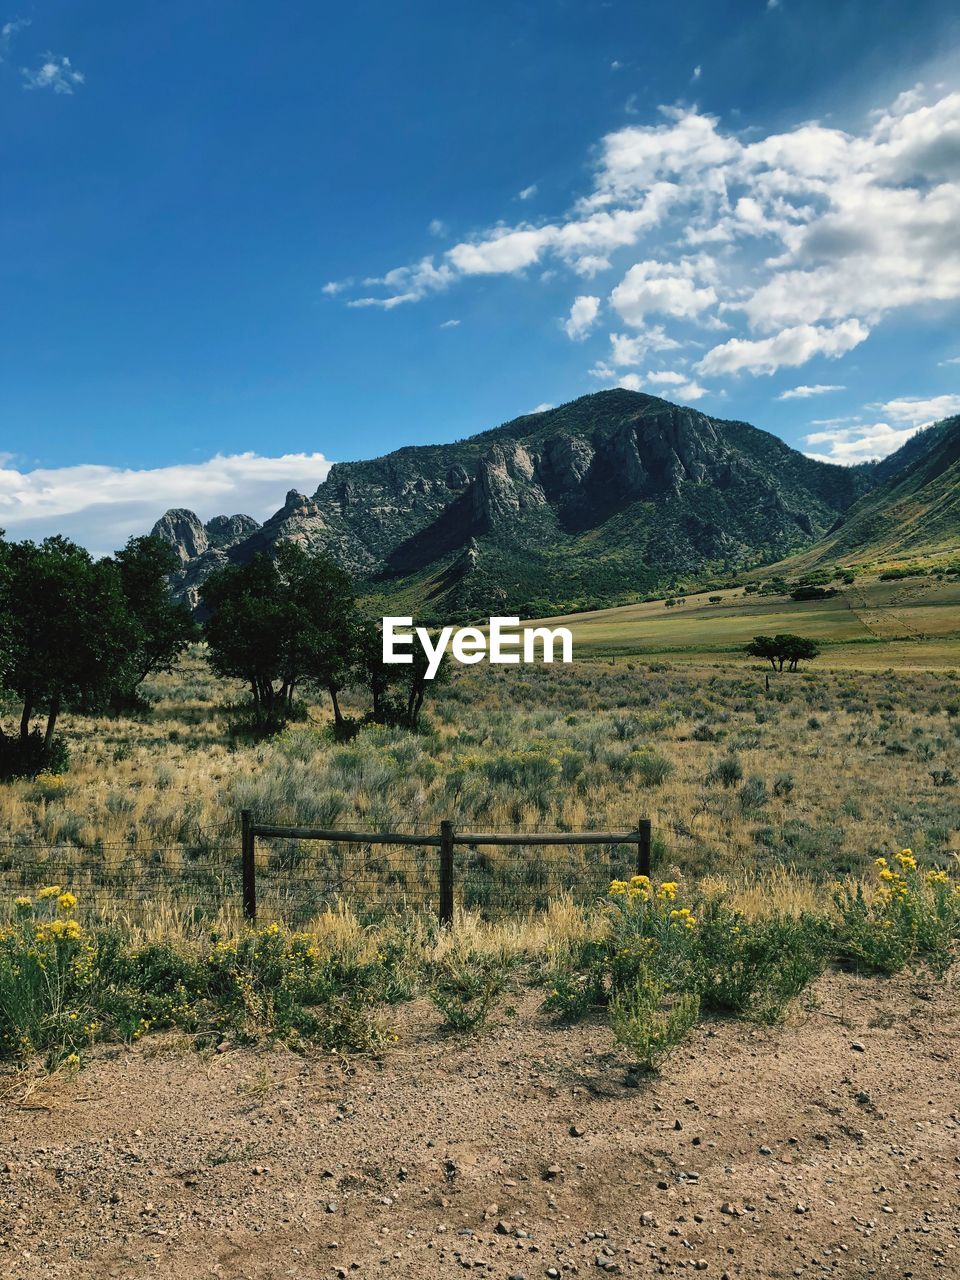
[528,573,960,669]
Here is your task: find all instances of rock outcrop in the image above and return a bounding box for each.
[150,510,261,610]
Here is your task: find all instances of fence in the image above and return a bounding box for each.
[0,817,659,927]
[241,810,653,925]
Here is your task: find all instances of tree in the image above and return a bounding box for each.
[780,634,821,671]
[353,619,403,724]
[201,545,359,732]
[0,536,139,772]
[746,633,821,673]
[110,535,196,699]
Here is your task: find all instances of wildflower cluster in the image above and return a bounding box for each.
[835,850,960,976]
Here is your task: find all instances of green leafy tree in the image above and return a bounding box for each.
[746,633,821,672]
[110,536,196,698]
[201,545,358,732]
[0,536,139,772]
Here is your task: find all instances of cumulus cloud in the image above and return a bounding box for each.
[649,373,707,400]
[605,327,682,366]
[611,257,717,325]
[873,394,960,424]
[777,383,845,399]
[697,320,868,376]
[803,422,923,464]
[0,452,332,557]
[564,295,601,340]
[22,53,84,94]
[803,392,960,462]
[330,84,960,393]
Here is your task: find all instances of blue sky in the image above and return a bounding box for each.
[1,0,959,551]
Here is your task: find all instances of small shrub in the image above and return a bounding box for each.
[738,775,768,813]
[707,755,743,788]
[609,978,699,1074]
[772,771,794,798]
[430,949,510,1034]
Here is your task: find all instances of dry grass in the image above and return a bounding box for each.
[1,644,958,928]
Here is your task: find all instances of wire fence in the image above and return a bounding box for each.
[0,820,670,927]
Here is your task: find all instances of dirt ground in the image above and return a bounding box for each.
[1,970,959,1280]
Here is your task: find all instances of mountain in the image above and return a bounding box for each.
[151,509,261,609]
[152,390,878,617]
[800,415,960,566]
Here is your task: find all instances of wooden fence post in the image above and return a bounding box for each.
[241,809,257,923]
[637,817,652,879]
[439,819,454,927]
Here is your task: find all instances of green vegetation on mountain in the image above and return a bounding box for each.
[157,390,883,618]
[806,415,960,566]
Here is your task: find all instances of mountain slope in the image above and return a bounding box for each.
[799,415,960,567]
[153,390,877,616]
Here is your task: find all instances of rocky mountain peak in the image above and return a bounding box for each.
[151,509,210,563]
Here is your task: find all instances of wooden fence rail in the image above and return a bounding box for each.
[240,809,652,925]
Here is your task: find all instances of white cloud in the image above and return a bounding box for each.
[22,53,84,94]
[697,320,868,376]
[939,356,960,365]
[777,383,845,399]
[617,373,644,391]
[803,421,921,463]
[873,394,960,424]
[331,85,960,389]
[573,254,611,277]
[611,258,717,325]
[439,318,461,329]
[518,185,538,201]
[428,218,448,236]
[692,65,702,80]
[529,402,554,413]
[564,295,601,340]
[607,327,682,366]
[0,452,333,558]
[0,17,29,59]
[803,392,960,462]
[645,371,708,401]
[676,380,707,401]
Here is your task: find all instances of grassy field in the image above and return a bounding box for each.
[1,639,958,931]
[528,570,960,667]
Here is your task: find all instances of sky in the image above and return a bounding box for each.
[1,0,959,554]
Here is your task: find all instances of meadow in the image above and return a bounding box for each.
[0,600,957,931]
[535,567,960,667]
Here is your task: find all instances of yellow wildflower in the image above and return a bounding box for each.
[57,891,77,911]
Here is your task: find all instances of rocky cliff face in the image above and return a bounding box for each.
[150,510,261,610]
[152,390,878,615]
